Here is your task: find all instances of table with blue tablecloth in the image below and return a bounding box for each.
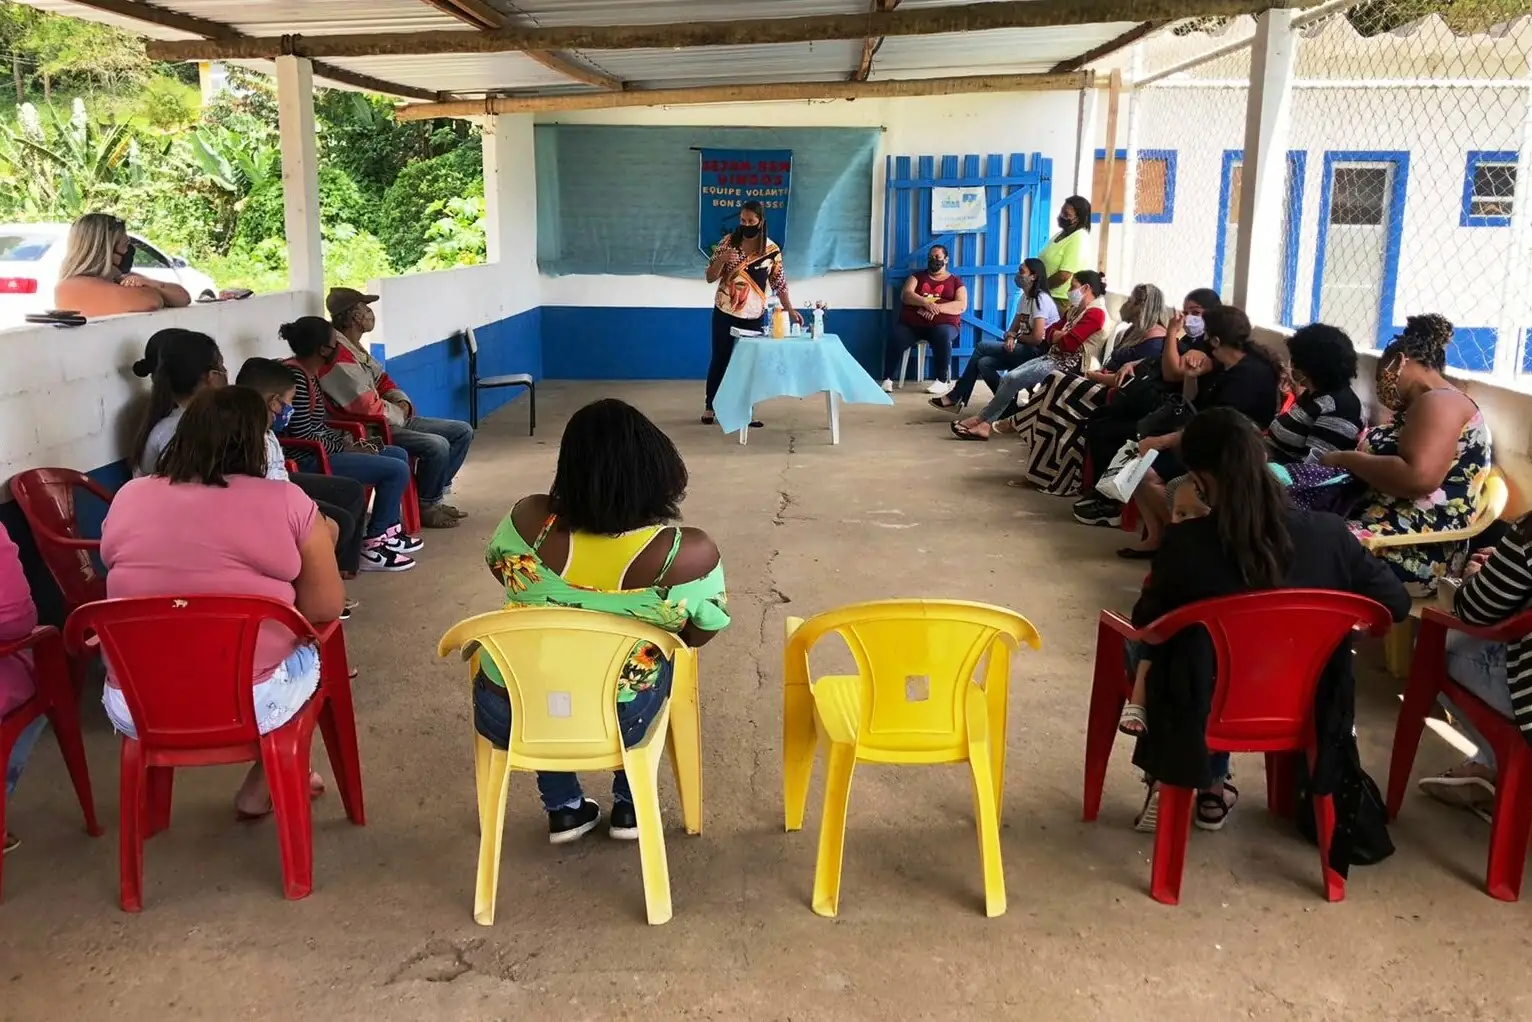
[713,333,894,445]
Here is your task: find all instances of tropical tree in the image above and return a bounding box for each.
[0,99,137,218]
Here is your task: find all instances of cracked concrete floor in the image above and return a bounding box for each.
[1,381,1526,1021]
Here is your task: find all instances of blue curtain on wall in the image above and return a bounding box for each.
[535,124,880,278]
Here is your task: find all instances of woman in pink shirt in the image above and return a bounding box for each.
[101,386,346,818]
[0,528,46,854]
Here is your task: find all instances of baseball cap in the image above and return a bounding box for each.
[326,287,379,319]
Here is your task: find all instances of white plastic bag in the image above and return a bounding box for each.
[1096,442,1159,504]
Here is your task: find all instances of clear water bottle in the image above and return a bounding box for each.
[764,296,778,335]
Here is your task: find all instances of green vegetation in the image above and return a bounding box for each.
[0,2,485,292]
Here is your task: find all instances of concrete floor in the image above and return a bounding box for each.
[0,381,1525,1021]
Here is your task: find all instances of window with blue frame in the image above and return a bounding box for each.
[1091,149,1177,224]
[1461,151,1517,227]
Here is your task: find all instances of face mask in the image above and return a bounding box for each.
[739,224,761,239]
[928,256,946,273]
[1058,213,1075,231]
[1377,362,1404,411]
[117,245,135,275]
[1069,287,1086,306]
[1016,272,1032,290]
[1184,314,1205,338]
[272,403,294,433]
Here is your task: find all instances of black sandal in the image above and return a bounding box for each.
[701,412,716,425]
[1195,783,1239,832]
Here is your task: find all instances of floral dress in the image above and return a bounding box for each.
[480,511,731,702]
[1347,405,1493,587]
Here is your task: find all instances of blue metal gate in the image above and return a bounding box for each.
[883,153,1053,376]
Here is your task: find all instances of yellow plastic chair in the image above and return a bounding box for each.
[437,607,701,926]
[1365,468,1508,678]
[782,599,1040,918]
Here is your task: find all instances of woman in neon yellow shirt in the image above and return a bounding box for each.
[1039,196,1093,311]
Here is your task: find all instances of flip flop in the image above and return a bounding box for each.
[235,773,328,822]
[928,397,959,411]
[3,832,18,854]
[950,422,989,442]
[749,421,764,429]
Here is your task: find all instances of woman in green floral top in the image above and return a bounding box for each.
[1321,315,1492,593]
[478,398,730,844]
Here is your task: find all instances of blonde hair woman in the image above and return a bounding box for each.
[54,213,191,317]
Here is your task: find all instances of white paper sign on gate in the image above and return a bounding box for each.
[931,186,987,233]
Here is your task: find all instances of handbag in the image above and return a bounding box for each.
[1096,442,1159,504]
[1136,395,1195,439]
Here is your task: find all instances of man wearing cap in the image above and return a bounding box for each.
[325,287,475,529]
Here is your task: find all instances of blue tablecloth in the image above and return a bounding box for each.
[713,334,893,434]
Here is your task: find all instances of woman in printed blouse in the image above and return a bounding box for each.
[702,200,800,428]
[479,398,730,844]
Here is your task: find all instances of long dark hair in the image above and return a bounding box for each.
[1180,407,1292,589]
[157,386,271,486]
[1020,257,1047,300]
[1056,195,1091,239]
[549,399,688,535]
[727,200,766,249]
[1205,305,1285,381]
[131,328,223,470]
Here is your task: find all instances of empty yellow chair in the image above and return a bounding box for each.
[438,607,701,926]
[782,599,1040,918]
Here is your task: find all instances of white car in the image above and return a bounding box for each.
[0,222,220,328]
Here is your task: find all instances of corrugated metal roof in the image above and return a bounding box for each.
[873,23,1138,79]
[485,0,870,27]
[326,53,586,92]
[14,0,1128,98]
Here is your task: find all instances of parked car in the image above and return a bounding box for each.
[0,223,219,328]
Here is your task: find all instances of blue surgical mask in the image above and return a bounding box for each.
[272,403,294,432]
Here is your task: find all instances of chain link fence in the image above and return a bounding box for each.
[1122,3,1532,378]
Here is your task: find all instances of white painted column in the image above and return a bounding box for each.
[1231,7,1296,320]
[482,114,520,265]
[1493,74,1532,378]
[275,55,323,299]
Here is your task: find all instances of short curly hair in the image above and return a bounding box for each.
[1287,323,1358,393]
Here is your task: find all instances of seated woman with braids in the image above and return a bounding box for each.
[1322,315,1491,595]
[1120,306,1284,558]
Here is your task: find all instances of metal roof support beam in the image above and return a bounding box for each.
[1051,19,1167,74]
[396,72,1088,120]
[412,0,624,90]
[145,1,1300,61]
[851,0,899,83]
[59,0,439,100]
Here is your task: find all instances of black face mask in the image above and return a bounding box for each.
[739,224,761,239]
[928,257,946,273]
[1057,213,1075,231]
[117,245,135,275]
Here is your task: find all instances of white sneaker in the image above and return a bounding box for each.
[925,380,952,397]
[880,378,894,393]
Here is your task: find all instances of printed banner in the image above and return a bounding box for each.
[931,185,987,233]
[699,148,792,258]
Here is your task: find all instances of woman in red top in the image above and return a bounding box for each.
[882,244,968,396]
[952,270,1109,441]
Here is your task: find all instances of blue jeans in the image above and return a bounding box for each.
[6,717,46,797]
[394,416,474,504]
[948,339,1043,406]
[1444,632,1512,770]
[323,446,411,538]
[472,657,674,811]
[887,321,959,382]
[975,358,1059,422]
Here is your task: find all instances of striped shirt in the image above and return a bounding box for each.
[1266,387,1366,464]
[283,362,349,455]
[1454,529,1532,741]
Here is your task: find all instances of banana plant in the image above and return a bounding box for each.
[186,124,279,196]
[0,99,135,218]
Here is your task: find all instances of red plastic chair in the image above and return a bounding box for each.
[1388,605,1532,901]
[0,624,102,898]
[277,434,420,540]
[9,468,113,614]
[325,412,423,536]
[1083,590,1394,904]
[64,595,365,911]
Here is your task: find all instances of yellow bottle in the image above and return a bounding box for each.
[772,308,786,339]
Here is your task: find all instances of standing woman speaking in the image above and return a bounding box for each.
[1038,196,1093,315]
[702,201,801,427]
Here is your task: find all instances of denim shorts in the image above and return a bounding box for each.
[104,642,321,739]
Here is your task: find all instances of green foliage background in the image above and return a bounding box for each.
[0,4,486,291]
